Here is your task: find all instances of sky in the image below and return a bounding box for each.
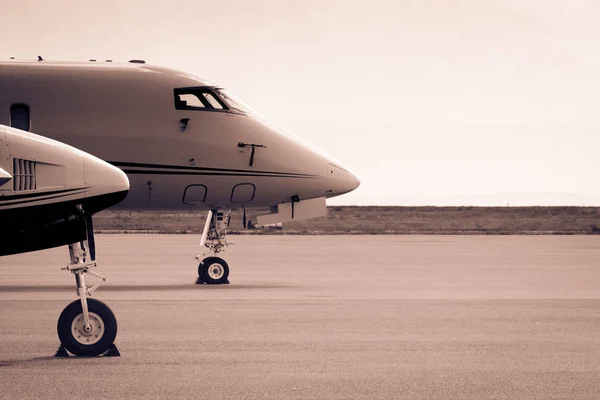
[2,0,600,206]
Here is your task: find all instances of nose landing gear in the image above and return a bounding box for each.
[195,209,230,285]
[55,214,119,357]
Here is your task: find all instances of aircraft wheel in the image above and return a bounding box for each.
[199,257,229,284]
[198,262,207,282]
[57,298,117,357]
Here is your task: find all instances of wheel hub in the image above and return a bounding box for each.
[207,263,224,280]
[71,312,105,345]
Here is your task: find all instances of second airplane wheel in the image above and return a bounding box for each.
[57,298,117,357]
[199,257,229,284]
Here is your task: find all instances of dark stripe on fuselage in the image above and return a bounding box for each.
[120,169,322,179]
[0,188,86,203]
[108,161,320,178]
[0,191,86,207]
[1,190,129,256]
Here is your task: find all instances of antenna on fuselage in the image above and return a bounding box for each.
[37,56,44,61]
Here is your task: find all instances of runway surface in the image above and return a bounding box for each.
[1,235,600,399]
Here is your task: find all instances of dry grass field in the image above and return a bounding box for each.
[93,206,600,235]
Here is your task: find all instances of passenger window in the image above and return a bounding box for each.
[10,103,30,131]
[174,88,227,111]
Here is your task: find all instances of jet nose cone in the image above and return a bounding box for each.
[326,163,360,198]
[83,155,130,199]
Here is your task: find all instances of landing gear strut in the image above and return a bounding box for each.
[195,209,230,284]
[56,213,118,357]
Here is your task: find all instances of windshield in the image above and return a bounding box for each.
[215,89,259,115]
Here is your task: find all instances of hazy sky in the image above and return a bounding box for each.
[3,0,600,205]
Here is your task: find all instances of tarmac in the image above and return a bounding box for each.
[1,235,599,399]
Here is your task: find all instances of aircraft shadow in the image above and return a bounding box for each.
[0,283,295,292]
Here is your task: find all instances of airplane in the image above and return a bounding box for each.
[0,123,130,356]
[0,58,360,286]
[0,58,360,356]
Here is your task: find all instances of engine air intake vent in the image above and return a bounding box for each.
[13,158,36,191]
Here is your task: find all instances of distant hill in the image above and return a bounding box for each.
[94,206,600,235]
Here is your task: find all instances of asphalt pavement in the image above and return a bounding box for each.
[1,235,599,399]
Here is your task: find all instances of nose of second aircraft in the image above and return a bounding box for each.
[83,154,130,201]
[326,163,360,198]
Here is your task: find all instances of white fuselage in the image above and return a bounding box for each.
[0,124,129,212]
[0,60,359,211]
[0,124,129,255]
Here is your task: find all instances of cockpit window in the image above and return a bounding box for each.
[215,89,258,115]
[174,87,258,115]
[202,92,224,109]
[174,88,228,111]
[177,93,206,109]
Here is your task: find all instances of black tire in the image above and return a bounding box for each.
[200,257,229,284]
[198,261,208,282]
[57,298,117,357]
